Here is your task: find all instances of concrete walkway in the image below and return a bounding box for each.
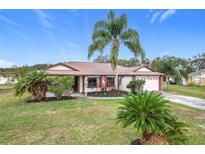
[162,92,205,110]
[71,93,124,99]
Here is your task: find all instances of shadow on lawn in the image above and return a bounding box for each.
[27,96,77,103]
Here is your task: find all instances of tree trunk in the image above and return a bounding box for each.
[166,75,170,91]
[115,67,119,90]
[141,131,169,145]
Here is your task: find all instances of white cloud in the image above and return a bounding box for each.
[64,42,80,48]
[146,9,153,18]
[0,14,21,27]
[0,59,14,68]
[33,10,53,29]
[160,9,176,23]
[160,51,169,56]
[147,9,176,24]
[8,27,33,43]
[61,50,82,61]
[150,11,162,24]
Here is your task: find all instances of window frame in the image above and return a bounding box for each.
[107,76,115,87]
[87,77,98,88]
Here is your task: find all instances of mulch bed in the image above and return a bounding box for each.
[27,96,77,103]
[87,89,128,97]
[131,139,142,145]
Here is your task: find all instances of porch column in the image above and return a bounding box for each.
[100,75,106,91]
[84,76,88,96]
[159,76,163,91]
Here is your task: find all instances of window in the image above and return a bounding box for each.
[88,77,97,88]
[107,77,115,87]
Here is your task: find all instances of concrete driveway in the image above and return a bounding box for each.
[162,92,205,110]
[71,92,205,110]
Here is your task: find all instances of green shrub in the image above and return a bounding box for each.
[117,91,190,144]
[187,82,196,86]
[163,115,191,144]
[47,76,74,99]
[127,79,145,93]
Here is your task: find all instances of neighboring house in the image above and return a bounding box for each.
[0,72,17,84]
[188,69,205,86]
[168,76,176,84]
[46,62,164,95]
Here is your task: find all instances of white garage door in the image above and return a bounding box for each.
[143,76,159,91]
[119,76,160,92]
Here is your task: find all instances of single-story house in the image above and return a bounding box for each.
[46,62,164,95]
[188,69,205,86]
[0,72,17,84]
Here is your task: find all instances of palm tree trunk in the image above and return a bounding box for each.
[141,131,154,143]
[115,67,119,90]
[141,131,168,145]
[166,76,170,91]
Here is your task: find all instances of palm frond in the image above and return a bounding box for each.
[92,30,112,42]
[94,20,108,31]
[88,38,110,59]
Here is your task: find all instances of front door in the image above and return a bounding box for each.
[74,76,78,92]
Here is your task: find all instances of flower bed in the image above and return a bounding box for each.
[87,89,128,97]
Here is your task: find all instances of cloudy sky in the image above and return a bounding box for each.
[0,9,204,67]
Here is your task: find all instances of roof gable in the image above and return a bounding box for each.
[47,63,78,71]
[132,66,153,72]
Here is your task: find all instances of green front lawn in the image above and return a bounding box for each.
[0,87,205,144]
[165,84,205,99]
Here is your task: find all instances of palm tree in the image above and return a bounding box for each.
[15,71,47,101]
[158,57,177,90]
[88,10,145,90]
[117,91,171,144]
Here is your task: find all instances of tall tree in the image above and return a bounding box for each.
[191,52,205,71]
[157,57,178,90]
[88,10,145,90]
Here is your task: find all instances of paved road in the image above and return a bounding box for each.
[162,92,205,110]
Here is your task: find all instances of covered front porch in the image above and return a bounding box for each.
[74,75,115,95]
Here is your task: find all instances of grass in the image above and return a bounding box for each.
[165,84,205,99]
[0,85,205,144]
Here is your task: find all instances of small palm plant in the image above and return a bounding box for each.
[117,91,171,144]
[117,91,190,144]
[15,71,47,101]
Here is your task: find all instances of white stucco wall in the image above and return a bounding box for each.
[191,74,201,84]
[119,76,132,92]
